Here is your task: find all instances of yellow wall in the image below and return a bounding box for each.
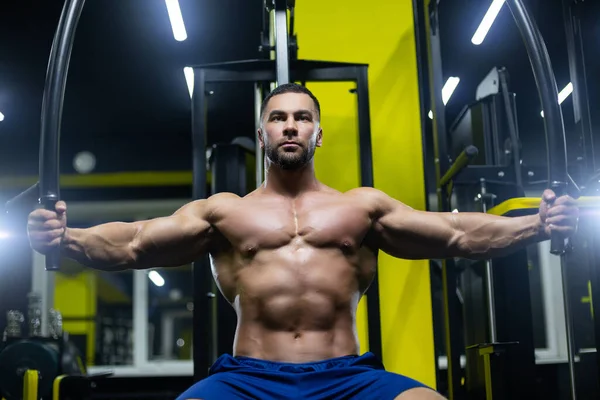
[54,271,97,365]
[297,0,436,387]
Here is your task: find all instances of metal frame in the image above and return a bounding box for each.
[412,0,446,390]
[421,0,576,398]
[561,0,595,181]
[271,0,290,85]
[190,58,381,379]
[28,0,380,384]
[424,2,465,396]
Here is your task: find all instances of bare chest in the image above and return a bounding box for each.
[214,199,373,254]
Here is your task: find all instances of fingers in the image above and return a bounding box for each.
[542,189,556,204]
[55,201,67,214]
[28,218,65,231]
[546,214,575,227]
[541,192,578,239]
[545,203,579,219]
[546,224,574,236]
[29,209,62,222]
[27,228,65,244]
[553,195,577,207]
[27,202,67,254]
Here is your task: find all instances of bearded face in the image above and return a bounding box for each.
[260,92,322,170]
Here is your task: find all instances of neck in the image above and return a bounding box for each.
[262,160,319,197]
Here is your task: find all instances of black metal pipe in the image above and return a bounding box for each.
[356,65,382,361]
[439,145,479,188]
[191,68,215,381]
[562,0,596,178]
[39,0,86,271]
[505,0,569,255]
[498,69,523,189]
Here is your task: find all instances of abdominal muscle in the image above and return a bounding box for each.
[214,247,369,363]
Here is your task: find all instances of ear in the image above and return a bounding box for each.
[316,127,323,147]
[257,129,265,150]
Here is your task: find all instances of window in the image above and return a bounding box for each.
[33,199,193,376]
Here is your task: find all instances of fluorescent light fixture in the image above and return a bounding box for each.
[165,0,187,41]
[442,77,460,104]
[184,67,194,98]
[540,82,573,117]
[558,82,574,104]
[472,0,505,45]
[149,270,165,287]
[428,77,461,119]
[0,112,4,122]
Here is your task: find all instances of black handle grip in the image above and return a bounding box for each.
[549,181,567,255]
[41,196,61,271]
[45,249,62,271]
[550,235,567,255]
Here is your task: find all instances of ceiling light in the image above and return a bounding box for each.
[165,0,187,42]
[540,82,573,117]
[442,77,460,105]
[184,67,194,98]
[149,270,165,287]
[472,0,505,45]
[429,77,461,119]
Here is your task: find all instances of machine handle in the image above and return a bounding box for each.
[506,0,569,255]
[40,195,61,270]
[38,0,86,271]
[549,181,568,255]
[439,145,479,188]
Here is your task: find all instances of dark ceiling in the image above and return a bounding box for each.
[0,0,263,179]
[0,0,598,182]
[437,0,600,172]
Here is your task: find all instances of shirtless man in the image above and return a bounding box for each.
[28,83,578,399]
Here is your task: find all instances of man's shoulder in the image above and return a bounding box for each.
[343,186,386,202]
[175,193,241,219]
[208,192,243,203]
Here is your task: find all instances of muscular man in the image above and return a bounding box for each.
[28,83,578,400]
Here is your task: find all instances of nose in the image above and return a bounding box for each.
[283,116,298,136]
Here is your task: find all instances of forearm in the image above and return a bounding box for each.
[453,213,548,260]
[62,222,141,271]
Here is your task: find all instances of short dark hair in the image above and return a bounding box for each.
[260,83,321,122]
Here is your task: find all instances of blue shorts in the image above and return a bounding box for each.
[176,352,433,399]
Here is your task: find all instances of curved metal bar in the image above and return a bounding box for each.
[505,0,569,254]
[505,2,576,398]
[39,0,86,271]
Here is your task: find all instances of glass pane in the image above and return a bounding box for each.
[54,219,135,368]
[54,261,134,367]
[95,270,134,366]
[526,242,547,350]
[148,264,194,361]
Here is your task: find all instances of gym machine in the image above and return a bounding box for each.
[189,0,381,380]
[3,0,380,392]
[0,293,99,400]
[422,0,599,399]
